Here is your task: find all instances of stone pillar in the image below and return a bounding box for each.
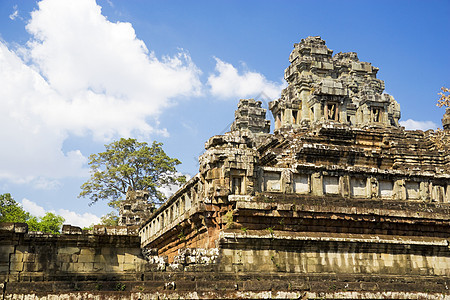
[368,177,379,199]
[339,175,350,197]
[313,102,322,122]
[281,169,293,193]
[311,172,323,196]
[419,182,430,201]
[446,185,450,203]
[393,179,406,200]
[300,90,310,123]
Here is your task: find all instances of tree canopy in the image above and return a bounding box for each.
[0,193,30,223]
[79,138,185,208]
[0,193,65,233]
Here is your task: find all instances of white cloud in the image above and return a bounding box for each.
[0,42,88,183]
[0,0,202,186]
[57,208,101,228]
[22,198,46,217]
[157,173,192,199]
[400,119,438,131]
[208,57,286,100]
[9,5,19,20]
[21,198,101,227]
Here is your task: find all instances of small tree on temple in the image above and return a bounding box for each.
[78,138,185,210]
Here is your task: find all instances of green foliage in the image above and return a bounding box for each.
[78,138,185,207]
[0,193,64,233]
[27,212,65,234]
[177,232,186,241]
[115,282,126,291]
[0,193,30,223]
[100,212,119,226]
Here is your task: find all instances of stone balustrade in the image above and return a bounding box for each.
[140,175,203,247]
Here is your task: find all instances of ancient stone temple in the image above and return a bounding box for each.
[2,36,449,299]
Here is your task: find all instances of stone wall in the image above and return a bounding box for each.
[0,223,146,283]
[2,222,449,298]
[218,230,449,276]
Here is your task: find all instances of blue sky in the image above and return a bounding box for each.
[0,0,449,227]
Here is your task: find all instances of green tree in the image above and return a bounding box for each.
[0,193,65,233]
[99,212,119,226]
[28,212,65,234]
[79,138,185,208]
[0,193,30,223]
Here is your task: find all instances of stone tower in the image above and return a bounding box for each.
[269,36,401,129]
[230,98,270,134]
[119,189,155,226]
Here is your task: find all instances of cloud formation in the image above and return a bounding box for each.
[0,0,201,186]
[21,198,101,227]
[399,119,438,131]
[9,5,19,20]
[22,198,46,217]
[208,58,286,100]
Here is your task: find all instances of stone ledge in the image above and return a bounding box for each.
[220,229,449,247]
[4,274,450,299]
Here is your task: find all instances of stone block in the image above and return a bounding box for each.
[10,253,23,263]
[0,262,9,273]
[10,261,23,273]
[14,223,28,233]
[58,247,80,255]
[75,262,94,272]
[71,254,79,263]
[78,254,95,263]
[22,253,36,263]
[122,263,136,272]
[0,222,14,231]
[94,254,106,264]
[23,262,43,272]
[0,245,14,262]
[80,248,95,256]
[93,262,105,271]
[124,253,136,264]
[57,253,71,263]
[60,262,71,272]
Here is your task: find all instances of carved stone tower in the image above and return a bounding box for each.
[119,189,155,226]
[230,99,270,134]
[269,36,401,129]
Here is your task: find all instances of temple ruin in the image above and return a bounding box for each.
[1,36,449,299]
